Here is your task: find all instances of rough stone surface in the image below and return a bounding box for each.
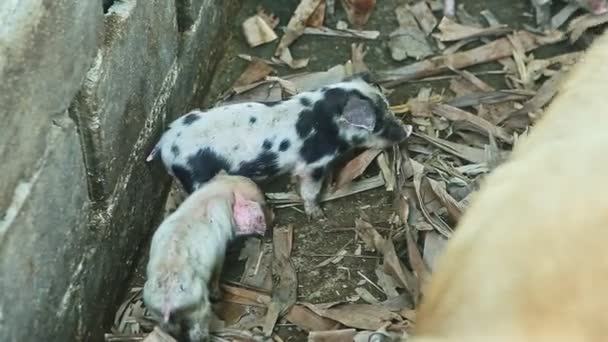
[167,0,241,121]
[0,0,241,340]
[71,0,178,200]
[0,114,92,342]
[0,0,102,215]
[176,0,202,32]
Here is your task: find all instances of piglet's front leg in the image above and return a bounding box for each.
[299,170,327,221]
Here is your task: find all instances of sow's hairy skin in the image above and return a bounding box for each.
[409,32,608,342]
[143,174,271,342]
[147,74,412,220]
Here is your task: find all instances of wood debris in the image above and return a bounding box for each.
[275,0,324,56]
[340,0,377,29]
[333,149,382,190]
[379,30,565,86]
[262,226,297,336]
[433,16,511,42]
[301,302,403,330]
[389,5,434,61]
[242,15,278,48]
[295,26,381,39]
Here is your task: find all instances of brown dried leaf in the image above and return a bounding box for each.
[378,30,564,86]
[380,293,413,312]
[405,229,430,287]
[427,178,464,223]
[262,226,297,335]
[355,217,385,252]
[376,152,394,191]
[449,67,494,92]
[413,132,485,164]
[232,60,274,89]
[382,237,419,302]
[432,104,514,144]
[340,0,376,29]
[287,64,347,92]
[240,239,273,291]
[506,33,530,89]
[242,15,278,48]
[257,6,280,28]
[449,76,479,97]
[214,301,252,326]
[214,328,266,341]
[390,7,434,61]
[433,16,511,42]
[355,287,380,305]
[273,48,310,69]
[447,90,532,108]
[297,26,381,39]
[308,329,357,342]
[567,12,608,43]
[265,76,299,96]
[375,266,400,298]
[355,219,418,298]
[220,283,271,307]
[307,1,326,27]
[394,193,410,226]
[275,0,324,55]
[408,1,438,35]
[334,149,382,190]
[410,159,453,238]
[268,174,385,206]
[285,305,342,332]
[501,71,565,124]
[302,302,403,330]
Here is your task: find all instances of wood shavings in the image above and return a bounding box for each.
[242,15,278,48]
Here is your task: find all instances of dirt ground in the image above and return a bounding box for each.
[117,0,590,340]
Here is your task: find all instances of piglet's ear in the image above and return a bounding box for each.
[232,193,267,236]
[341,96,376,132]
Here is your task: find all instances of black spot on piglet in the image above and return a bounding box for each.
[260,100,281,107]
[172,165,193,193]
[171,144,180,156]
[262,139,273,150]
[182,112,200,125]
[279,139,291,151]
[238,151,280,179]
[177,147,231,193]
[300,97,312,107]
[249,116,257,125]
[312,167,325,181]
[295,109,315,139]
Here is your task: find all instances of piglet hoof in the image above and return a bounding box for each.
[306,206,327,221]
[187,325,209,342]
[209,287,223,302]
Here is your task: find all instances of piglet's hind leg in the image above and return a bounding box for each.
[185,302,211,342]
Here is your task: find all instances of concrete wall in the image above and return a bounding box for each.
[0,0,240,341]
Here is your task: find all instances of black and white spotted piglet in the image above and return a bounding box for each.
[147,75,412,219]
